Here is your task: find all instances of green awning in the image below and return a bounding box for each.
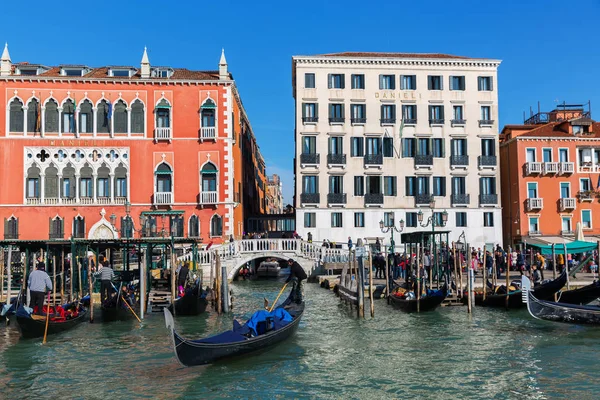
[201,99,216,109]
[141,210,184,215]
[528,240,598,255]
[155,171,172,175]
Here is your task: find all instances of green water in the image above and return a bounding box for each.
[1,280,599,399]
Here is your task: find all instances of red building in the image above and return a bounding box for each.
[0,44,266,243]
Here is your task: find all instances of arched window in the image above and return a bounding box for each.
[156,99,170,128]
[61,164,75,199]
[210,214,222,237]
[44,165,59,199]
[97,100,109,133]
[9,98,24,133]
[73,216,85,238]
[170,215,183,237]
[49,216,64,239]
[27,98,40,133]
[62,99,76,133]
[97,164,110,198]
[201,99,216,128]
[4,216,18,240]
[155,163,172,193]
[201,162,217,192]
[189,215,199,237]
[114,100,127,133]
[79,100,93,133]
[26,165,41,198]
[115,164,128,199]
[131,100,145,133]
[80,164,93,198]
[45,99,59,133]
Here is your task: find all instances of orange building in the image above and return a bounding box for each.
[0,44,266,243]
[500,103,600,247]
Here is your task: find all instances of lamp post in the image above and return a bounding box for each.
[379,217,405,255]
[417,199,448,287]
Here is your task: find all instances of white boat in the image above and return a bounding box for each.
[256,261,281,277]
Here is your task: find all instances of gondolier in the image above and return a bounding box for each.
[95,256,114,304]
[28,261,53,315]
[286,259,307,304]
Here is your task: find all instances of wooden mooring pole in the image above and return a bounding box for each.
[482,250,487,301]
[506,246,511,309]
[88,255,94,323]
[384,248,390,304]
[369,251,374,318]
[0,248,4,304]
[467,245,472,314]
[552,244,557,302]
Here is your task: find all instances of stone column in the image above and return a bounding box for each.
[58,107,63,137]
[22,106,28,136]
[92,171,97,203]
[75,173,80,203]
[127,107,132,137]
[110,173,115,203]
[40,172,45,204]
[92,107,97,137]
[58,174,62,204]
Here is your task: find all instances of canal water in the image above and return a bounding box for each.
[1,280,599,399]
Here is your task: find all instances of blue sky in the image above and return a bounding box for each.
[2,1,600,203]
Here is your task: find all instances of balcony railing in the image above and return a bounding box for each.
[49,231,64,240]
[451,119,466,126]
[302,116,318,123]
[380,118,396,125]
[25,196,128,206]
[26,197,41,205]
[327,154,346,165]
[525,162,542,175]
[200,126,216,140]
[327,193,347,205]
[415,154,433,167]
[80,197,94,205]
[403,118,417,125]
[451,193,470,205]
[154,127,172,141]
[559,162,574,174]
[97,197,111,205]
[429,119,444,126]
[364,154,383,166]
[300,153,320,165]
[4,232,19,240]
[351,118,366,124]
[200,191,218,205]
[559,197,576,211]
[300,193,320,204]
[478,155,497,167]
[479,119,494,126]
[526,198,543,211]
[45,197,59,205]
[154,192,173,205]
[479,194,498,205]
[450,155,469,166]
[543,162,559,174]
[415,193,433,206]
[578,191,595,202]
[329,117,345,124]
[364,193,384,206]
[114,196,127,205]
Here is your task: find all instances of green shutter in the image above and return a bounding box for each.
[327,74,332,89]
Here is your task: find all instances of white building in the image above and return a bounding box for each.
[292,52,502,250]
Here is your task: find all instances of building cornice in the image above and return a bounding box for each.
[500,135,600,147]
[292,56,501,69]
[0,76,233,86]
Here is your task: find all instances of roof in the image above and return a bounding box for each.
[502,121,600,141]
[312,52,478,59]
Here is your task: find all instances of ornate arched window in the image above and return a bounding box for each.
[26,98,40,133]
[4,216,18,240]
[114,100,127,133]
[45,99,59,133]
[49,216,64,239]
[156,99,170,128]
[62,99,75,133]
[97,100,110,133]
[9,98,24,133]
[155,163,172,193]
[79,100,93,133]
[131,100,145,133]
[26,165,41,199]
[210,214,222,237]
[189,215,199,238]
[73,215,85,239]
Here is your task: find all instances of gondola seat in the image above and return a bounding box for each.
[196,331,248,344]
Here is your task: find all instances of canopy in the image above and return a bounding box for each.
[528,240,598,255]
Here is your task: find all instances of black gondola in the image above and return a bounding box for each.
[167,281,208,316]
[389,283,448,313]
[16,303,88,339]
[557,281,600,305]
[101,283,140,322]
[522,276,600,325]
[461,288,525,308]
[164,292,304,366]
[532,271,567,301]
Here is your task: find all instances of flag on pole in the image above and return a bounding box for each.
[398,118,405,158]
[35,97,41,133]
[71,96,77,134]
[106,100,113,133]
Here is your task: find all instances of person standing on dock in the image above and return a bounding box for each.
[286,258,307,303]
[28,261,53,315]
[96,256,114,304]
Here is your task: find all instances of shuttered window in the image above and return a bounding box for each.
[27,99,39,133]
[211,215,223,237]
[114,100,128,133]
[131,100,145,133]
[79,100,93,133]
[97,100,109,133]
[9,98,24,133]
[45,100,59,133]
[73,217,85,238]
[189,215,200,237]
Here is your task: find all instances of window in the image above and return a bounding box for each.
[384,176,397,196]
[61,100,76,133]
[97,178,109,197]
[381,105,396,124]
[433,138,444,158]
[26,98,40,133]
[329,175,343,194]
[302,136,316,154]
[582,210,592,229]
[354,176,364,196]
[542,148,552,163]
[80,178,93,197]
[480,106,491,121]
[379,75,395,90]
[351,104,366,122]
[130,100,145,134]
[329,103,344,122]
[580,178,591,192]
[210,215,223,237]
[351,137,364,157]
[155,163,172,193]
[453,105,464,121]
[63,68,84,76]
[49,217,64,239]
[452,177,466,195]
[305,73,315,88]
[478,76,493,91]
[366,137,381,155]
[302,176,318,194]
[201,108,216,129]
[450,76,465,91]
[483,212,494,227]
[562,217,571,232]
[559,149,569,162]
[481,139,495,156]
[456,212,467,227]
[328,74,345,89]
[9,98,24,133]
[400,75,416,90]
[156,103,170,129]
[351,74,365,89]
[429,105,444,123]
[97,100,110,133]
[78,100,93,134]
[433,212,444,226]
[406,212,418,228]
[4,217,18,239]
[417,138,431,156]
[328,136,343,155]
[116,178,127,197]
[560,182,570,198]
[433,177,446,196]
[354,212,365,227]
[27,178,40,198]
[383,137,394,157]
[331,212,343,228]
[451,139,467,156]
[61,178,71,198]
[366,175,381,194]
[417,176,430,195]
[529,217,539,233]
[111,69,131,77]
[573,125,590,134]
[527,182,538,198]
[45,99,59,133]
[427,75,443,90]
[170,215,184,238]
[526,148,536,162]
[201,162,218,192]
[402,138,416,157]
[304,213,316,228]
[405,176,416,196]
[402,104,416,121]
[383,212,394,227]
[118,216,133,238]
[480,177,496,195]
[114,100,127,134]
[20,69,38,76]
[73,216,86,238]
[302,103,318,122]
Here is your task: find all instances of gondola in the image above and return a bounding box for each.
[522,276,600,325]
[101,284,140,322]
[16,302,87,339]
[164,292,304,366]
[388,283,447,313]
[557,281,600,305]
[531,271,567,301]
[461,288,525,308]
[167,281,209,316]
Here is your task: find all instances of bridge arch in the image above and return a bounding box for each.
[227,253,310,281]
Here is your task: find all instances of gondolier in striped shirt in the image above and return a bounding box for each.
[28,261,53,315]
[95,256,115,304]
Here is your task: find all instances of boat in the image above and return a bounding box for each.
[167,281,209,316]
[522,276,600,325]
[388,283,448,313]
[256,261,281,277]
[16,302,88,339]
[164,292,304,366]
[531,271,567,301]
[100,283,140,322]
[461,287,525,309]
[557,281,600,305]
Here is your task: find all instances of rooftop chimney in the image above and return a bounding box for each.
[1,43,11,76]
[219,48,229,80]
[140,47,150,79]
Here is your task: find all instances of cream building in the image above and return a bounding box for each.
[292,52,502,249]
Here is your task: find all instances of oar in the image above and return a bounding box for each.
[111,282,141,323]
[42,291,51,344]
[268,282,289,312]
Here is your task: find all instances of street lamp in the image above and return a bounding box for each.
[418,200,448,285]
[379,216,405,254]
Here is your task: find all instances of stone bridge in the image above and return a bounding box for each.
[178,238,351,281]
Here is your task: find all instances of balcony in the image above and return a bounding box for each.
[364,193,384,206]
[579,191,595,202]
[302,116,318,124]
[380,118,396,125]
[526,198,543,211]
[559,162,574,174]
[26,197,41,205]
[479,194,498,205]
[351,118,366,125]
[300,153,320,165]
[450,155,469,166]
[114,196,127,205]
[525,162,542,175]
[154,192,173,205]
[543,162,559,174]
[154,127,172,142]
[327,193,347,205]
[403,118,417,125]
[478,119,494,127]
[300,193,320,204]
[200,191,218,205]
[97,197,111,205]
[200,126,216,141]
[559,197,576,211]
[478,155,497,168]
[364,154,383,167]
[429,119,444,126]
[415,154,433,167]
[329,117,345,124]
[327,154,346,166]
[80,197,94,205]
[415,193,433,206]
[451,193,470,206]
[451,119,466,126]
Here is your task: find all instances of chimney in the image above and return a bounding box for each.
[140,46,150,79]
[219,48,229,80]
[1,43,11,76]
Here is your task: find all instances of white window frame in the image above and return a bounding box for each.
[529,217,539,233]
[559,181,571,199]
[525,148,537,162]
[542,147,553,163]
[580,178,591,192]
[527,182,538,198]
[581,210,592,229]
[558,148,569,162]
[561,216,572,232]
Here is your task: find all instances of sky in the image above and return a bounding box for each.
[2,0,600,204]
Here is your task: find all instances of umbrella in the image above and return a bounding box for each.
[575,221,585,242]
